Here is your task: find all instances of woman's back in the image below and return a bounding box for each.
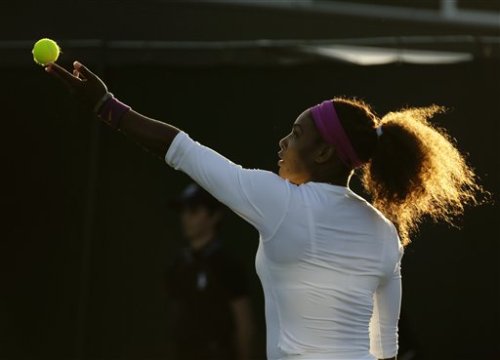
[166,131,404,360]
[256,181,403,360]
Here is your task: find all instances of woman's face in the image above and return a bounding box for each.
[278,109,325,184]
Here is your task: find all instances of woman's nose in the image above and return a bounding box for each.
[279,136,287,150]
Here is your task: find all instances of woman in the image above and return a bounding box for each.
[45,61,484,360]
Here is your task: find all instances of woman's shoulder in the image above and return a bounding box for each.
[344,188,399,235]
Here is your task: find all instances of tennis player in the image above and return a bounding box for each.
[45,61,484,360]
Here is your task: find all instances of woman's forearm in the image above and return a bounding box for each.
[118,110,180,159]
[44,62,180,159]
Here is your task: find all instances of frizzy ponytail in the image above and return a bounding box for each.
[333,97,488,246]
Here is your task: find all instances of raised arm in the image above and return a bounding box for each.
[46,62,179,158]
[46,61,290,237]
[120,109,179,158]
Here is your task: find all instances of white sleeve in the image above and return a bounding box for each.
[165,131,291,239]
[369,259,402,359]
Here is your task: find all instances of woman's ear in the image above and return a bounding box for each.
[314,144,335,164]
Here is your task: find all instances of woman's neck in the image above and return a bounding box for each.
[309,166,352,187]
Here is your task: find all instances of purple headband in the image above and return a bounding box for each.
[310,100,364,168]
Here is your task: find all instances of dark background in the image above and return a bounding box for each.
[1,1,499,359]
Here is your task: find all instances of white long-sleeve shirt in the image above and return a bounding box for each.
[165,132,404,360]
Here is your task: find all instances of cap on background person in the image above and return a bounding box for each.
[169,183,225,212]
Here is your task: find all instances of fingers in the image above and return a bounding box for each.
[46,63,82,88]
[73,61,96,81]
[45,65,76,93]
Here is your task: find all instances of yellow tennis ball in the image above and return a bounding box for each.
[32,38,61,66]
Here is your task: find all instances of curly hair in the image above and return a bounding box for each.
[332,96,489,246]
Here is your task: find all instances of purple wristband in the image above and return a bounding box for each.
[98,96,131,129]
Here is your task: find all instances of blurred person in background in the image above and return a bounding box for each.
[166,183,254,360]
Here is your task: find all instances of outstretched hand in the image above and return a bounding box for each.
[46,60,179,158]
[45,61,108,112]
